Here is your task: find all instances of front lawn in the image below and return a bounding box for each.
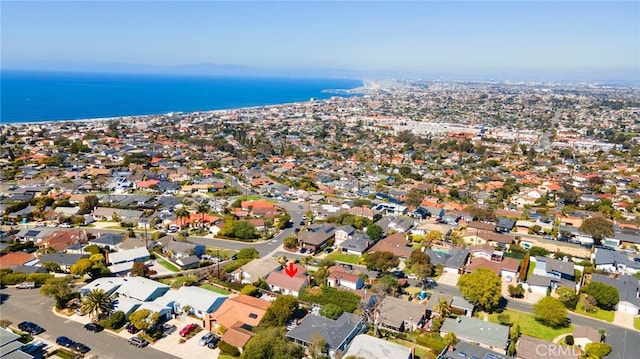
[156,258,180,272]
[634,317,640,330]
[575,302,615,322]
[325,252,360,265]
[160,276,199,288]
[206,247,238,260]
[200,284,232,295]
[487,309,573,341]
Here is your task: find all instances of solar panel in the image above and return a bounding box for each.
[484,353,504,359]
[25,230,39,237]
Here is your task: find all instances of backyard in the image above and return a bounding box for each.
[156,258,180,272]
[200,284,232,295]
[487,309,573,341]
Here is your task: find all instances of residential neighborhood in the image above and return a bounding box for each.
[1,80,640,359]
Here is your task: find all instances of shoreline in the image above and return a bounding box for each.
[1,79,372,127]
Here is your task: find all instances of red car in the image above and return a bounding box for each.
[179,323,199,337]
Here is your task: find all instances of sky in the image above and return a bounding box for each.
[1,1,639,80]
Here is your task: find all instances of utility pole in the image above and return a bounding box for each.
[217,249,220,280]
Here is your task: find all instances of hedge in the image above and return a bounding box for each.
[218,341,241,357]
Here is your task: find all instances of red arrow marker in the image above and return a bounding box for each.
[284,262,298,278]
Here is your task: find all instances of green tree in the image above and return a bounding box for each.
[261,295,299,328]
[580,217,614,245]
[584,342,612,358]
[434,297,452,318]
[528,246,549,257]
[319,303,344,320]
[532,296,569,328]
[241,285,260,297]
[365,224,384,242]
[405,189,426,208]
[78,195,99,215]
[129,309,160,332]
[457,269,502,311]
[41,261,61,273]
[443,332,459,347]
[237,247,260,260]
[80,289,113,320]
[40,276,75,310]
[131,261,150,277]
[364,251,399,272]
[241,327,305,359]
[556,287,578,309]
[196,201,210,226]
[508,284,525,298]
[283,236,298,249]
[70,258,94,276]
[308,333,329,359]
[175,207,189,228]
[581,282,619,310]
[405,250,434,279]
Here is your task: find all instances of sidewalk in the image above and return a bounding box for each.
[613,311,637,330]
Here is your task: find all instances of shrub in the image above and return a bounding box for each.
[416,333,446,352]
[1,272,27,285]
[565,335,574,346]
[218,341,241,357]
[26,273,53,285]
[222,258,252,273]
[299,287,360,313]
[237,248,259,260]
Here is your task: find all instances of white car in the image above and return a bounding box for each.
[59,223,72,228]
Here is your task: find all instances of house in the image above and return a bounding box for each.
[516,335,579,359]
[343,334,413,359]
[464,255,520,281]
[286,313,364,357]
[327,265,364,290]
[532,256,575,285]
[440,341,509,359]
[424,247,469,274]
[80,277,125,297]
[339,233,371,256]
[39,230,84,252]
[235,257,281,284]
[1,327,34,359]
[115,276,170,302]
[175,255,200,269]
[108,247,150,265]
[376,296,428,332]
[373,202,407,216]
[467,221,496,232]
[440,316,509,354]
[38,253,88,272]
[162,286,228,318]
[462,229,514,248]
[205,294,270,332]
[590,274,640,314]
[496,217,516,233]
[161,240,204,259]
[374,216,414,234]
[14,228,55,243]
[367,233,414,259]
[334,225,356,247]
[265,263,308,296]
[593,248,640,275]
[88,233,124,249]
[93,207,144,223]
[297,224,336,253]
[0,252,36,269]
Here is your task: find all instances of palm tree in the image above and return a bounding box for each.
[175,207,189,229]
[196,202,210,228]
[434,297,452,318]
[81,289,113,321]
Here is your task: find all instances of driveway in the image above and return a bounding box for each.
[152,318,219,359]
[437,272,460,286]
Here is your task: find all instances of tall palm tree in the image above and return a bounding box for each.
[196,202,210,228]
[81,289,113,321]
[175,207,189,229]
[434,297,452,318]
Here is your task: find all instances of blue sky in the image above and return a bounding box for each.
[1,1,638,79]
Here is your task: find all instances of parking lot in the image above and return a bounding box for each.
[147,318,220,359]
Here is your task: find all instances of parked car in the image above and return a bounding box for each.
[198,332,214,346]
[18,321,44,335]
[128,337,148,348]
[206,336,220,349]
[299,248,307,254]
[15,282,35,289]
[84,323,103,332]
[56,336,75,348]
[126,323,139,334]
[59,223,72,228]
[71,342,90,354]
[179,323,199,337]
[324,247,333,254]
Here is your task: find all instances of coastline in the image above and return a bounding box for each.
[1,73,366,126]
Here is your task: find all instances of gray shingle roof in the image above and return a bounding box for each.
[286,313,362,350]
[440,316,509,350]
[591,274,640,308]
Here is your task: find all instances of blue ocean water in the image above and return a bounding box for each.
[0,71,362,123]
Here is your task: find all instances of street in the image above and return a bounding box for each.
[0,287,180,359]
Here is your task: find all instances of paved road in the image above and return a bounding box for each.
[0,287,179,359]
[432,283,639,359]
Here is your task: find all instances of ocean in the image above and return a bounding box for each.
[0,70,363,124]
